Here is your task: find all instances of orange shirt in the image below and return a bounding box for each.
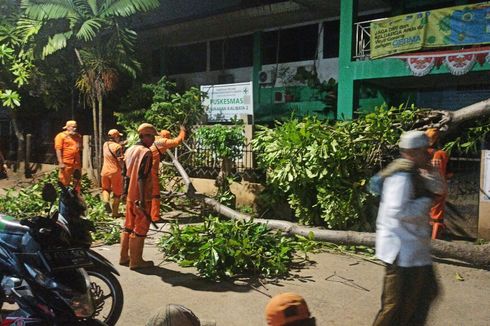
[101,141,123,176]
[150,130,186,194]
[428,148,449,179]
[54,131,82,167]
[125,143,153,202]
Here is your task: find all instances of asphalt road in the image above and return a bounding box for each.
[96,236,490,326]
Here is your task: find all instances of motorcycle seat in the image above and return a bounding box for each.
[0,214,29,234]
[0,214,29,251]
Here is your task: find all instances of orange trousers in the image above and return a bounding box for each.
[101,172,123,197]
[125,200,152,237]
[150,173,161,222]
[151,198,161,222]
[59,165,81,192]
[430,194,446,239]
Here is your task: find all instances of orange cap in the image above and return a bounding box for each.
[425,128,439,146]
[265,293,311,326]
[137,123,157,136]
[108,129,123,137]
[62,120,77,129]
[160,130,171,138]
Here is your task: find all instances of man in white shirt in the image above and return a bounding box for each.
[373,130,445,326]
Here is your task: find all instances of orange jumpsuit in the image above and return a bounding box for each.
[124,143,153,237]
[101,141,124,197]
[149,129,186,221]
[54,131,82,189]
[428,147,449,239]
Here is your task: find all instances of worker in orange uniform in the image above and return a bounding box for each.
[54,120,82,192]
[119,123,157,270]
[425,128,451,239]
[150,126,186,222]
[101,129,124,218]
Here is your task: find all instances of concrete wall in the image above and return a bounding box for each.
[166,58,339,89]
[190,178,264,207]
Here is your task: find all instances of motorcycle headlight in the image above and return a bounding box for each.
[66,269,95,318]
[23,264,95,318]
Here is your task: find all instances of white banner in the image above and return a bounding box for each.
[201,82,253,122]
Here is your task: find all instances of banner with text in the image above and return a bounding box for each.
[371,2,490,59]
[201,82,253,122]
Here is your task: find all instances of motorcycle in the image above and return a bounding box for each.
[0,173,123,325]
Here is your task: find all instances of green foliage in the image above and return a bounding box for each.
[158,216,320,280]
[443,118,490,155]
[0,171,119,245]
[115,77,206,135]
[0,7,35,108]
[195,122,246,160]
[252,104,421,230]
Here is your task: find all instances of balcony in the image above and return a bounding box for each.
[353,18,386,60]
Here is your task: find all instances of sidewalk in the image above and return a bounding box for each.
[95,237,490,326]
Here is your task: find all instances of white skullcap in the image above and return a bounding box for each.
[399,130,429,149]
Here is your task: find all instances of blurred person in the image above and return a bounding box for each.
[0,149,7,179]
[119,123,157,270]
[54,120,82,192]
[150,126,186,222]
[146,304,215,326]
[101,129,125,218]
[373,131,445,326]
[425,128,451,239]
[265,292,316,326]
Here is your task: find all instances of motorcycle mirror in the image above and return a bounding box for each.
[42,183,58,203]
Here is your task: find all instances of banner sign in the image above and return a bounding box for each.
[370,13,428,59]
[201,82,253,122]
[371,2,490,59]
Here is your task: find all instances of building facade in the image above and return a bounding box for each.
[135,0,490,122]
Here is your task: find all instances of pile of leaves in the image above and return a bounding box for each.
[0,171,120,244]
[158,216,322,280]
[252,104,421,230]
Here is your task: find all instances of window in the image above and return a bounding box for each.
[323,20,340,58]
[164,42,207,75]
[262,24,318,64]
[210,34,253,70]
[151,49,161,77]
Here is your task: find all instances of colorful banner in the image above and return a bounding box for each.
[391,47,490,76]
[370,2,490,59]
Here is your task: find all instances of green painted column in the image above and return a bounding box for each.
[337,0,357,120]
[252,32,262,117]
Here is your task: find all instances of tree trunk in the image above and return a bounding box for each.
[91,97,100,185]
[7,110,24,171]
[97,92,103,184]
[167,153,490,267]
[417,98,490,134]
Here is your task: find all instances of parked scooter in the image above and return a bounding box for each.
[0,172,123,325]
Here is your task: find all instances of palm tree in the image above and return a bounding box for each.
[19,0,159,180]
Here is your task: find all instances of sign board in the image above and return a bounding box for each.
[201,82,253,122]
[479,150,490,239]
[482,151,490,202]
[371,2,490,59]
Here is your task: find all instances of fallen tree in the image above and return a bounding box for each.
[166,129,490,268]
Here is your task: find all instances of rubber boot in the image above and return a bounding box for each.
[129,236,154,270]
[119,232,130,266]
[102,190,112,214]
[112,197,121,218]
